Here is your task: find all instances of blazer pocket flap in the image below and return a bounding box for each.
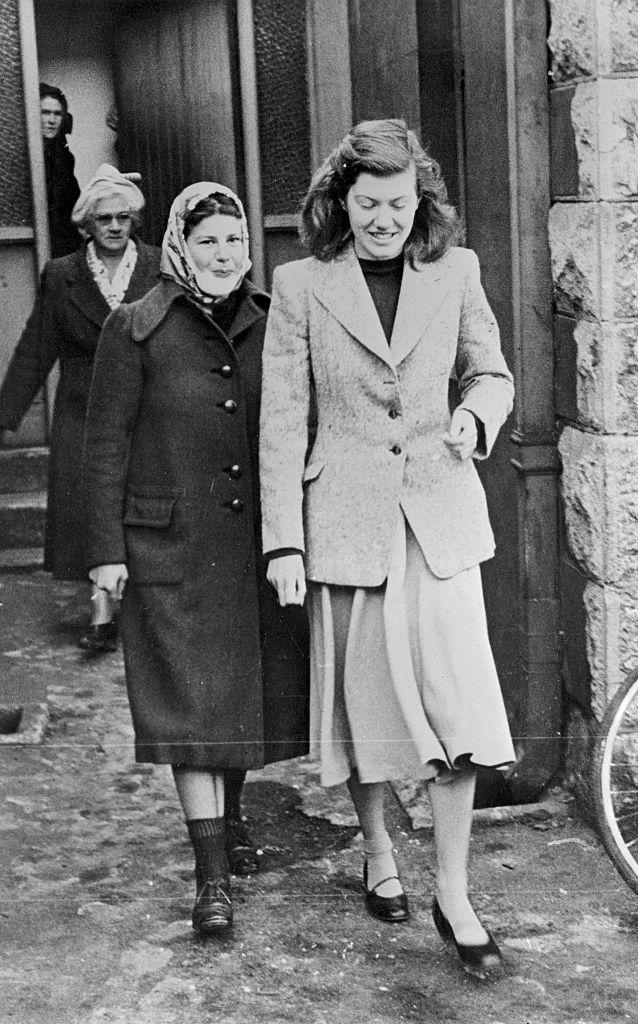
[124,494,176,528]
[302,460,326,484]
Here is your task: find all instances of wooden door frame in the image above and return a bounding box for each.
[19,0,49,274]
[459,0,561,799]
[237,0,265,288]
[503,0,562,798]
[19,0,55,438]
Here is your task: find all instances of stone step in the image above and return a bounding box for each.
[0,547,44,572]
[0,491,47,549]
[0,447,49,494]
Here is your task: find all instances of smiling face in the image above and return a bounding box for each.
[87,196,134,259]
[184,213,244,280]
[345,167,419,261]
[41,96,65,140]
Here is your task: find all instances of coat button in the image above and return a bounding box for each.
[223,399,237,414]
[391,444,402,455]
[231,498,244,513]
[388,408,400,419]
[220,364,232,378]
[229,464,242,479]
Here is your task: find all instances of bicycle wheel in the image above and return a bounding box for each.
[593,667,638,895]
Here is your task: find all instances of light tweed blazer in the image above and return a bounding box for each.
[259,243,514,585]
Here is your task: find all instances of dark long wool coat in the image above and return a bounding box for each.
[0,243,161,579]
[82,279,309,769]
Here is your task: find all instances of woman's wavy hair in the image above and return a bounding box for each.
[183,193,242,239]
[301,119,462,264]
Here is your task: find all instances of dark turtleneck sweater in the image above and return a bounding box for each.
[358,253,405,343]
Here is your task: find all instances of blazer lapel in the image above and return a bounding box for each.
[313,246,394,368]
[66,247,111,329]
[390,259,454,364]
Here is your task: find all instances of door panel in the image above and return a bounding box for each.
[252,0,312,279]
[113,0,243,245]
[456,0,519,719]
[458,0,560,799]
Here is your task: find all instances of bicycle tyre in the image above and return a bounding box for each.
[593,666,638,896]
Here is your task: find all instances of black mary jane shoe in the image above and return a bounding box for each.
[363,861,410,923]
[78,620,118,654]
[192,876,233,938]
[432,898,503,979]
[225,817,260,876]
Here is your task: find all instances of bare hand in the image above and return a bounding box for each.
[266,554,306,607]
[89,563,128,600]
[442,409,478,461]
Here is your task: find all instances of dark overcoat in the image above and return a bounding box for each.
[82,278,310,769]
[0,242,161,579]
[43,137,81,257]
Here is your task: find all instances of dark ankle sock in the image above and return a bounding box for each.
[224,770,246,822]
[187,817,227,882]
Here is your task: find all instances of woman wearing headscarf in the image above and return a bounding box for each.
[81,183,309,938]
[39,82,81,258]
[0,164,160,650]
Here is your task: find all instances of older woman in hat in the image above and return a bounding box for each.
[81,182,309,938]
[0,164,160,651]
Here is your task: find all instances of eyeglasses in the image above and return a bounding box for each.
[93,213,133,225]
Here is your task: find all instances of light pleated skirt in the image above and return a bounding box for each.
[308,514,516,787]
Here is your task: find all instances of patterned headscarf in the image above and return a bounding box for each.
[160,182,251,305]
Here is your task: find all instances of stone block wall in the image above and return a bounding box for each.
[549,0,638,794]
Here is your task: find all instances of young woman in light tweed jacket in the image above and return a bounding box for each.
[259,119,515,979]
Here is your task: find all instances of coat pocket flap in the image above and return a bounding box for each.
[123,494,176,528]
[302,460,326,484]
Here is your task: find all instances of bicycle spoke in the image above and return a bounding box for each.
[594,669,638,894]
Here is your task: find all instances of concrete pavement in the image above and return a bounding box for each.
[1,569,637,1024]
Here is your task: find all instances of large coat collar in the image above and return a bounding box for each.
[312,243,453,367]
[130,277,270,344]
[64,240,161,328]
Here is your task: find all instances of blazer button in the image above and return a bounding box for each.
[388,408,400,419]
[220,364,232,378]
[391,444,402,455]
[224,399,237,414]
[231,498,244,513]
[229,464,242,479]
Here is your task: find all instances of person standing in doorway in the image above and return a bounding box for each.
[260,119,515,979]
[39,83,81,258]
[0,164,160,652]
